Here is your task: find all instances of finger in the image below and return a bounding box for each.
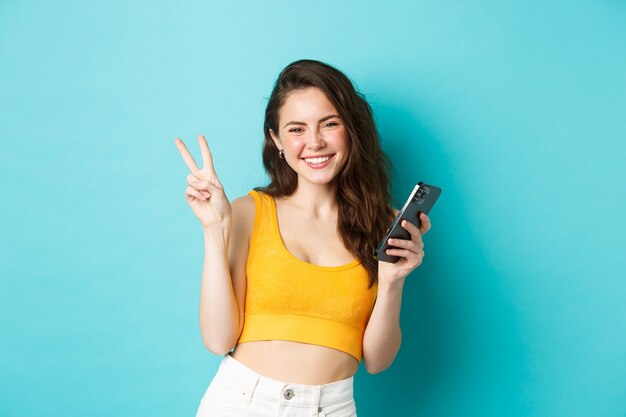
[385,247,423,259]
[187,178,212,198]
[386,248,425,267]
[185,186,206,201]
[387,237,422,251]
[188,175,221,194]
[186,173,205,187]
[401,219,421,240]
[198,135,216,174]
[175,138,200,175]
[419,212,431,235]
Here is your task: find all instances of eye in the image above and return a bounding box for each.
[324,121,339,127]
[289,127,303,133]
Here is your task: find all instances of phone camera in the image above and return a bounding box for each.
[413,186,429,205]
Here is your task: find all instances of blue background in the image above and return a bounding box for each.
[1,1,625,416]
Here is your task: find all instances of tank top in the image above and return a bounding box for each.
[236,189,378,362]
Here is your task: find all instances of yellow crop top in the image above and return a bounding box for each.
[236,189,378,362]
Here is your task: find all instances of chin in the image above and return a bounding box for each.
[295,172,334,184]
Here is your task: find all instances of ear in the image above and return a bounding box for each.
[269,128,282,150]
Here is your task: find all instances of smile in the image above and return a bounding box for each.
[302,154,335,168]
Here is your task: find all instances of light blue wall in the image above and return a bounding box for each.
[1,1,624,416]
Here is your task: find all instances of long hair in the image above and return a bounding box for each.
[255,59,396,288]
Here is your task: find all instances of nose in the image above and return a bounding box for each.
[307,129,326,150]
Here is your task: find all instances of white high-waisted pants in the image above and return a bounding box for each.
[195,352,357,417]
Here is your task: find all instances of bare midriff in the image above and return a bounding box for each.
[230,340,359,385]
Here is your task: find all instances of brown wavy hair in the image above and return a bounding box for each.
[254,59,396,288]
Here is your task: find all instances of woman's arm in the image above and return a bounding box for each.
[361,208,431,373]
[361,278,405,374]
[198,196,253,355]
[174,136,252,356]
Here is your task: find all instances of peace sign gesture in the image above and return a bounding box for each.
[174,135,232,230]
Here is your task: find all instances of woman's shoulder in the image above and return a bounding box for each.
[231,193,256,215]
[231,193,256,233]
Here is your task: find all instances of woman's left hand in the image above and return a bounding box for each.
[378,212,431,285]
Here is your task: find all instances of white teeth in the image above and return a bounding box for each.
[304,155,331,164]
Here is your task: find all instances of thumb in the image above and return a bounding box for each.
[195,179,222,194]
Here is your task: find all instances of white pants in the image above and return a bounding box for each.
[195,352,358,417]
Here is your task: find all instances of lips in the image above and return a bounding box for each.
[302,153,335,169]
[301,153,335,160]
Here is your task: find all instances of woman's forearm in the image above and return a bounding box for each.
[198,224,241,355]
[361,278,405,373]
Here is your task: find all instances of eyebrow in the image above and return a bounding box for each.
[283,114,340,129]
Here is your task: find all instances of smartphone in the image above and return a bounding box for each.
[375,182,442,263]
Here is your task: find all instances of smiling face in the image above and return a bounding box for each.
[269,87,350,188]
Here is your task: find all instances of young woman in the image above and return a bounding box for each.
[174,59,431,417]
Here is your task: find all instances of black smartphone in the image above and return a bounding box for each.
[375,182,442,263]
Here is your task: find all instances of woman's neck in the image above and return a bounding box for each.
[284,182,339,220]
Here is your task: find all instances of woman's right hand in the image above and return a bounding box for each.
[174,135,232,230]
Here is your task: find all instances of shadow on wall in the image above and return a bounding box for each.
[353,100,529,416]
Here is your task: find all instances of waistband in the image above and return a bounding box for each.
[217,352,354,408]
